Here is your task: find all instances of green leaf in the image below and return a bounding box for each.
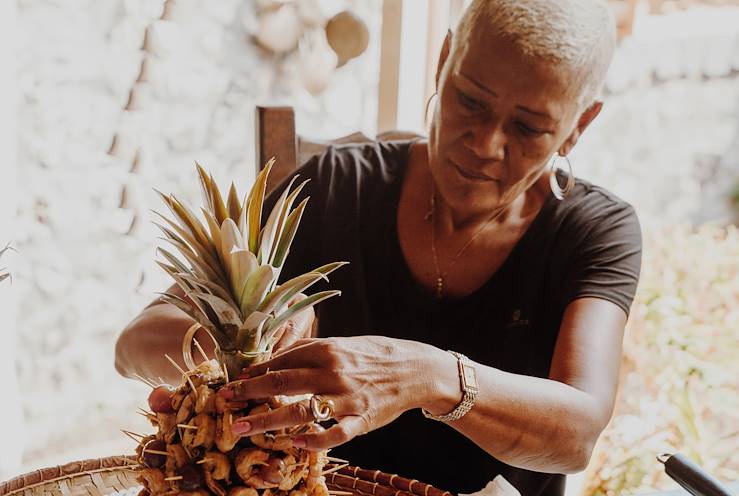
[209,173,229,225]
[236,311,272,351]
[201,209,223,263]
[193,292,243,327]
[238,264,278,316]
[261,290,341,346]
[230,248,259,304]
[247,158,274,254]
[157,247,191,275]
[271,197,309,269]
[259,175,299,265]
[258,261,348,315]
[227,183,242,221]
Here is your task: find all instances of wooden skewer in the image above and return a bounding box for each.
[121,429,145,439]
[328,491,354,495]
[132,373,157,388]
[193,338,209,361]
[137,411,157,421]
[196,458,213,464]
[164,476,183,481]
[326,456,349,463]
[177,423,198,430]
[121,431,143,444]
[165,353,198,394]
[143,448,169,456]
[322,463,349,476]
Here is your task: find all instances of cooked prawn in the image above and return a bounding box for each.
[234,448,269,479]
[227,488,258,496]
[216,411,238,452]
[201,451,230,481]
[138,468,169,495]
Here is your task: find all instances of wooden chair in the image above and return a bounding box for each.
[255,106,423,192]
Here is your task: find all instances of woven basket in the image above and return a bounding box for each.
[0,456,452,496]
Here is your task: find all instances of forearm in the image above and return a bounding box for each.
[115,304,214,385]
[417,346,608,474]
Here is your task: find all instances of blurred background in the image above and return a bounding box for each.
[1,0,738,494]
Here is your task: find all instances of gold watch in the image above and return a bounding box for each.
[422,351,478,422]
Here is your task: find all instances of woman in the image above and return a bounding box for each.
[115,1,641,494]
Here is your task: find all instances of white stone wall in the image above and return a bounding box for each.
[15,0,381,467]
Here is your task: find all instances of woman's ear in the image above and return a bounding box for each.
[435,30,453,90]
[559,101,603,156]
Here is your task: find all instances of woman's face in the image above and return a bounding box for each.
[429,31,592,218]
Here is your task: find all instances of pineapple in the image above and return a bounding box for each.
[154,161,345,379]
[133,162,346,496]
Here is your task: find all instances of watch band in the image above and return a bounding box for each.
[422,351,478,422]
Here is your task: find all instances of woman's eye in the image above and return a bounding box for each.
[516,122,546,137]
[457,91,484,111]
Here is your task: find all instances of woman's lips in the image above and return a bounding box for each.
[452,161,498,182]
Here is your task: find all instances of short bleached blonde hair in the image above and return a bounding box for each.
[455,0,616,107]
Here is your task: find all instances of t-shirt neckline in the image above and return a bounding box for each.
[387,139,555,304]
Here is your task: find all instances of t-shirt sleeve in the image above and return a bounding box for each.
[559,196,643,316]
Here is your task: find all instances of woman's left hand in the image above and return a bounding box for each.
[218,336,440,450]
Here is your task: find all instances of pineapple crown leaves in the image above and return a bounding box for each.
[153,161,347,356]
[0,243,15,284]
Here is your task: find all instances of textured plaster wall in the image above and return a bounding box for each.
[15,0,381,467]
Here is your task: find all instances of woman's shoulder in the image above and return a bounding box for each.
[559,177,638,224]
[545,177,642,250]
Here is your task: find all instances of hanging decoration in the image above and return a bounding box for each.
[251,1,370,95]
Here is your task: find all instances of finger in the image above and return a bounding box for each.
[231,395,345,437]
[246,339,322,376]
[292,415,369,451]
[219,368,326,401]
[273,319,308,353]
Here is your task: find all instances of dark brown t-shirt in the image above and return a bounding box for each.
[264,140,642,496]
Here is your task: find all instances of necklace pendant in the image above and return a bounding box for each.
[435,277,443,299]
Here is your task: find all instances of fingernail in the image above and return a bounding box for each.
[232,421,251,435]
[293,437,306,448]
[218,388,234,399]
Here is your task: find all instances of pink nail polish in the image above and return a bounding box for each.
[293,438,306,448]
[232,421,251,435]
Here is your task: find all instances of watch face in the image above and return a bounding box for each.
[461,363,478,391]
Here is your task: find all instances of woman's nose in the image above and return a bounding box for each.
[464,123,506,162]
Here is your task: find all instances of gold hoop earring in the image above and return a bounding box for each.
[424,92,438,127]
[549,154,575,200]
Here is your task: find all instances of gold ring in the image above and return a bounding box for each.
[310,395,335,421]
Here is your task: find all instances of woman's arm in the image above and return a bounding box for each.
[223,297,625,475]
[114,284,316,385]
[423,297,625,474]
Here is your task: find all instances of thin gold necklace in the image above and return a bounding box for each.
[425,188,505,299]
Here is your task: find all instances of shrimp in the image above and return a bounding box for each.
[204,471,226,496]
[155,413,177,444]
[250,433,295,451]
[234,448,272,488]
[201,451,231,481]
[165,443,189,474]
[227,488,258,496]
[182,413,215,450]
[195,384,216,414]
[216,411,238,452]
[137,468,169,495]
[290,490,308,496]
[306,451,328,492]
[279,451,309,491]
[311,479,330,496]
[176,392,195,425]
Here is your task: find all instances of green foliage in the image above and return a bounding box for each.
[585,225,739,495]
